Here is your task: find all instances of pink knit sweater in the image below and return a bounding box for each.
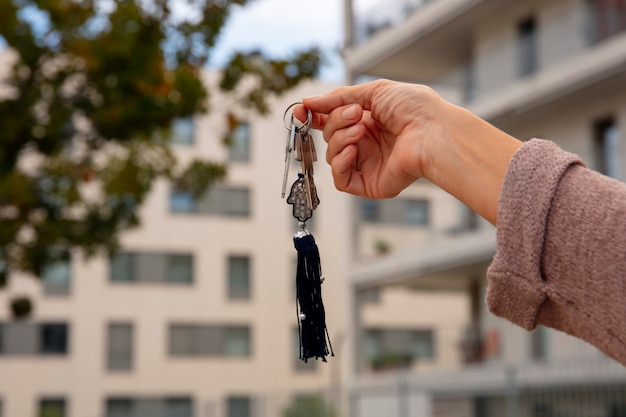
[487,139,626,365]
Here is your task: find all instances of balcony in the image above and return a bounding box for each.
[346,0,626,123]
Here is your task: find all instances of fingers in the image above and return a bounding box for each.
[302,82,379,114]
[293,104,327,130]
[330,145,366,196]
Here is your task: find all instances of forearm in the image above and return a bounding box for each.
[487,140,626,364]
[424,100,522,225]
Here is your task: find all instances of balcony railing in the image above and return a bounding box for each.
[353,0,437,45]
[351,0,626,111]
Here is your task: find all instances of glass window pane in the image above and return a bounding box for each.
[360,199,379,222]
[229,122,251,162]
[224,327,250,357]
[136,253,167,283]
[42,258,71,295]
[198,187,250,217]
[110,253,135,282]
[4,322,37,355]
[170,117,194,145]
[518,17,537,77]
[228,256,250,300]
[107,323,133,371]
[167,255,193,284]
[412,330,434,359]
[39,398,66,417]
[365,330,383,360]
[165,397,193,417]
[106,398,134,417]
[405,200,429,225]
[170,189,195,213]
[40,323,68,355]
[227,397,252,417]
[169,325,197,356]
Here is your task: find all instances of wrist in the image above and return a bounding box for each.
[424,100,522,225]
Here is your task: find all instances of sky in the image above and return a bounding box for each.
[0,0,380,82]
[209,0,380,82]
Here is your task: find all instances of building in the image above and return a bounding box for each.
[0,53,469,417]
[342,0,626,415]
[0,74,347,417]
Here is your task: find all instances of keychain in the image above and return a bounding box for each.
[282,102,333,363]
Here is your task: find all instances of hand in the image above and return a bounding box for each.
[295,79,522,224]
[295,79,442,199]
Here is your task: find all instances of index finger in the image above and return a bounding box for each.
[302,82,381,115]
[294,103,328,131]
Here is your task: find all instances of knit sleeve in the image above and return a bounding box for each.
[486,139,626,365]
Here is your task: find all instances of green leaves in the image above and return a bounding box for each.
[0,0,322,294]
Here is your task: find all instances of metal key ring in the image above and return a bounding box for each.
[283,102,312,134]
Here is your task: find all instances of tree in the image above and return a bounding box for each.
[0,0,322,316]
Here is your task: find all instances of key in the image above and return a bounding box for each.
[299,132,319,211]
[281,118,297,198]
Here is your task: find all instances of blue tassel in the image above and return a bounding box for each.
[294,233,333,362]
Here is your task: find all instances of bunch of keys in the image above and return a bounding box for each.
[281,102,333,363]
[282,103,319,223]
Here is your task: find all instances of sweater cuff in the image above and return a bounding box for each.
[486,139,584,330]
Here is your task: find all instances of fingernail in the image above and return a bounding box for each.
[342,105,357,120]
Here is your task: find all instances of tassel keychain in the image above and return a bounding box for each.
[282,103,333,362]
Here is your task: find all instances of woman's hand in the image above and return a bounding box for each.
[295,79,442,199]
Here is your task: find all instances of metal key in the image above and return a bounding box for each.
[281,117,297,198]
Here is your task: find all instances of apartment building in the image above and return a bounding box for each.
[343,0,626,415]
[0,31,473,414]
[0,75,354,417]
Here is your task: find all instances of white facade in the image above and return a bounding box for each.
[0,65,469,416]
[344,0,626,415]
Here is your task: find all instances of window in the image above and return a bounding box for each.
[169,190,195,213]
[106,397,193,417]
[107,323,133,371]
[593,117,621,178]
[39,398,66,417]
[587,0,626,44]
[518,17,538,77]
[0,322,69,356]
[226,396,253,417]
[366,328,434,366]
[360,198,430,226]
[360,199,380,222]
[229,121,251,162]
[170,186,251,217]
[40,323,69,355]
[169,324,251,357]
[530,325,549,361]
[404,199,429,225]
[42,255,71,295]
[170,117,195,145]
[110,252,194,284]
[228,256,251,300]
[293,328,316,372]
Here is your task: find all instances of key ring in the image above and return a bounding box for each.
[283,102,312,135]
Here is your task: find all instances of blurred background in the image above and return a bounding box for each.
[1,0,626,416]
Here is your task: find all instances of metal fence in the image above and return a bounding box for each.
[350,356,626,417]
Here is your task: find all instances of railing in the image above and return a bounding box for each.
[351,0,626,109]
[351,355,626,417]
[352,0,437,45]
